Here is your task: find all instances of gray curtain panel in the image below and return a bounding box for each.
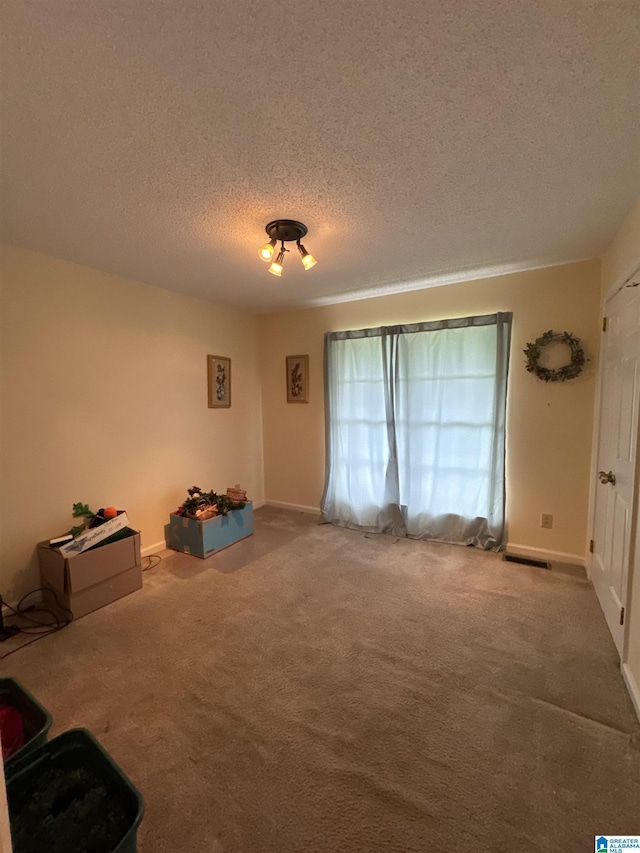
[321,312,512,550]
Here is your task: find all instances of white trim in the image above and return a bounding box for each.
[264,500,322,516]
[506,542,585,567]
[585,287,609,581]
[621,663,640,722]
[252,500,266,510]
[141,541,166,557]
[297,256,596,310]
[587,253,640,580]
[588,274,640,652]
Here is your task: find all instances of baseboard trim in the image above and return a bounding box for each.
[141,541,166,557]
[264,500,322,516]
[621,663,640,722]
[506,543,585,567]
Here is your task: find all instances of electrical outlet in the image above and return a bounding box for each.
[540,513,553,529]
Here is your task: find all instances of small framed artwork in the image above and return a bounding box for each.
[207,355,231,408]
[286,354,309,403]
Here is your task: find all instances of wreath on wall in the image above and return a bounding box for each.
[523,330,586,382]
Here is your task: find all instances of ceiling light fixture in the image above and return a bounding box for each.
[259,220,317,275]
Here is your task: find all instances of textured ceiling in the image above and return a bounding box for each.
[1,1,639,312]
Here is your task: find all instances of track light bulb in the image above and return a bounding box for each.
[268,249,286,277]
[259,238,277,261]
[298,243,317,270]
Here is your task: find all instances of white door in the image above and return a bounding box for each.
[591,284,640,654]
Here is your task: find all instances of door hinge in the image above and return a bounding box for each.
[589,539,594,553]
[620,607,625,626]
[602,316,608,332]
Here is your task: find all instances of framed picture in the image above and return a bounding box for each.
[286,354,309,403]
[207,355,231,408]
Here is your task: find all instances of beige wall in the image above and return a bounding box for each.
[259,260,601,560]
[601,198,640,300]
[600,198,640,705]
[0,244,264,601]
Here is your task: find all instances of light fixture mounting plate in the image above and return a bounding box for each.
[265,219,308,243]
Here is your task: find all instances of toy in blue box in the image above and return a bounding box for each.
[164,502,254,558]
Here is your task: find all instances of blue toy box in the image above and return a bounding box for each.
[164,503,254,558]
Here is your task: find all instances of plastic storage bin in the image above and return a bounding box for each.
[0,677,52,765]
[6,728,144,853]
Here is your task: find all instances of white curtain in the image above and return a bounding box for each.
[320,313,512,550]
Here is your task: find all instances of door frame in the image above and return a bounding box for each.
[587,256,640,718]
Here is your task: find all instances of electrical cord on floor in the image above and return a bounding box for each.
[142,554,162,572]
[0,555,162,660]
[0,633,60,661]
[0,588,73,661]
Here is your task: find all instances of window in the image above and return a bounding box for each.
[321,313,512,550]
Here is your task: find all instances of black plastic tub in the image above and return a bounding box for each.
[0,677,52,765]
[6,728,144,853]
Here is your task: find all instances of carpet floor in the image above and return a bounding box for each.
[3,507,639,852]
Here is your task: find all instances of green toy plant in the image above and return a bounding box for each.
[174,486,247,519]
[71,502,95,538]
